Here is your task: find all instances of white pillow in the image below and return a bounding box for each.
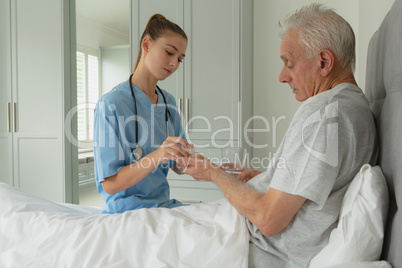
[309,164,389,268]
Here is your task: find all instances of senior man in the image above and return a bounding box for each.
[177,3,377,268]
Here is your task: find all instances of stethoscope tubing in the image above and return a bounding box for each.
[128,74,173,159]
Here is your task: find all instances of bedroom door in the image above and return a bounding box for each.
[0,0,76,203]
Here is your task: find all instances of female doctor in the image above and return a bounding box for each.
[93,14,192,214]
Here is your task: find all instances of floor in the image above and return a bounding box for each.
[79,185,105,208]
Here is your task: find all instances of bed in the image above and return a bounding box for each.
[0,1,401,267]
[365,0,402,266]
[0,186,249,267]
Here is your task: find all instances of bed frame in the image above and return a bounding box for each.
[365,0,402,266]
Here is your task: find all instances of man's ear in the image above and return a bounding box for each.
[318,49,334,77]
[141,36,152,53]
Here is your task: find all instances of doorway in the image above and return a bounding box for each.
[75,0,130,207]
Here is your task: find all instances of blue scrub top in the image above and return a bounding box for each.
[93,82,186,214]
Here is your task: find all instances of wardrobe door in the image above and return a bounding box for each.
[0,0,13,186]
[11,0,73,202]
[183,0,240,143]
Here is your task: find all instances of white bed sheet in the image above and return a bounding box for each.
[0,183,249,268]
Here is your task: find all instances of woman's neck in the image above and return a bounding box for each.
[129,67,158,102]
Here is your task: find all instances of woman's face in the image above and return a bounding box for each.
[144,32,187,81]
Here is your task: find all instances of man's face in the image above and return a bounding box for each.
[278,29,322,102]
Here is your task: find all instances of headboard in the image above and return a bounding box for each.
[365,0,402,266]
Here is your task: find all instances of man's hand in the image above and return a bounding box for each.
[176,153,220,182]
[236,167,262,183]
[220,163,262,183]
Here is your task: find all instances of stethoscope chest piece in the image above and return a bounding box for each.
[132,145,143,160]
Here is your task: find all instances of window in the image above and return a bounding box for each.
[76,47,100,149]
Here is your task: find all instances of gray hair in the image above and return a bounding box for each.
[279,3,355,73]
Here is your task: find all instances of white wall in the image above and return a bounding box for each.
[76,16,129,50]
[101,45,130,95]
[252,0,394,168]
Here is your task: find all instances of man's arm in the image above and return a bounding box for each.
[178,155,307,236]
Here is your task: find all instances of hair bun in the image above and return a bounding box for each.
[145,14,166,30]
[150,13,166,21]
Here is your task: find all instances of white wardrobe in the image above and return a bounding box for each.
[0,0,76,203]
[0,0,252,204]
[131,0,253,203]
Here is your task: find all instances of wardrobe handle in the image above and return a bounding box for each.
[178,98,184,131]
[178,98,183,117]
[185,98,189,133]
[13,102,16,133]
[7,102,11,133]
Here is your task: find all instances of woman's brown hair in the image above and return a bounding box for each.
[134,14,187,71]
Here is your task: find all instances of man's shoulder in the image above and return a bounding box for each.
[299,83,368,116]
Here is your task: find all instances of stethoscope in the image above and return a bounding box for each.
[128,73,173,160]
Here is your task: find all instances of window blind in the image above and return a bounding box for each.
[76,49,99,147]
[76,51,86,142]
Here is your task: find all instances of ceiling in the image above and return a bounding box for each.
[76,0,130,36]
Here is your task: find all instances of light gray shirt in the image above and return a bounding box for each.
[247,83,377,267]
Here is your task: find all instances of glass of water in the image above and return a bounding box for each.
[221,147,247,174]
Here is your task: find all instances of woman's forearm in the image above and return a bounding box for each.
[102,137,192,195]
[101,150,162,195]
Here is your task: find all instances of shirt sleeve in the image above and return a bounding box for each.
[269,101,342,210]
[93,99,126,183]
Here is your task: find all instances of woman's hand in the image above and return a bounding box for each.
[154,136,193,164]
[101,137,193,195]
